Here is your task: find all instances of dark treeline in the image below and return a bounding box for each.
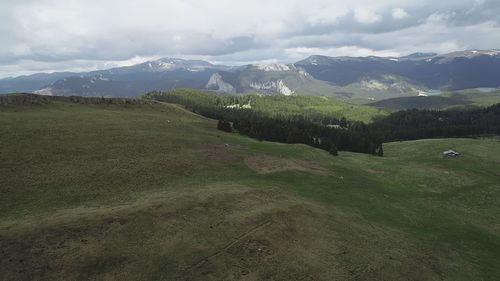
[370,105,500,142]
[0,93,146,106]
[230,112,383,156]
[212,107,382,156]
[144,90,500,157]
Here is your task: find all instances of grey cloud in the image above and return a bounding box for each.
[0,0,500,77]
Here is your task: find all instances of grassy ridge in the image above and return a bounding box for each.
[445,89,500,107]
[1,100,500,280]
[369,88,500,111]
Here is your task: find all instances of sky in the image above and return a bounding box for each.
[1,0,500,78]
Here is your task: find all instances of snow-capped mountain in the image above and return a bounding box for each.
[254,63,292,72]
[109,58,220,74]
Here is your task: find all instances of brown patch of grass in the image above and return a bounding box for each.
[367,168,386,175]
[193,144,242,164]
[0,184,471,281]
[244,155,330,176]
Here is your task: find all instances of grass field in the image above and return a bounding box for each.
[1,100,500,280]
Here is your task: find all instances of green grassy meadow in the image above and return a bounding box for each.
[1,100,499,280]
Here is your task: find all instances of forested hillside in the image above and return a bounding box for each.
[370,105,500,141]
[144,90,386,155]
[144,89,500,156]
[144,89,385,122]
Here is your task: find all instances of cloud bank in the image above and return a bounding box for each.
[0,0,499,77]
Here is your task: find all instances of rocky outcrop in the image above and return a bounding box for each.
[33,87,54,96]
[276,80,294,96]
[255,63,292,72]
[249,80,294,96]
[206,73,236,93]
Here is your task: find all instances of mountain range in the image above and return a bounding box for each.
[1,50,500,102]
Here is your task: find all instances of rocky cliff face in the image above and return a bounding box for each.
[276,80,294,96]
[255,63,292,72]
[206,73,236,93]
[249,80,294,96]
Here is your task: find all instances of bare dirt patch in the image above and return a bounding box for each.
[244,155,330,176]
[193,144,241,164]
[367,168,386,175]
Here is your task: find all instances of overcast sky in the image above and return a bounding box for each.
[1,0,500,78]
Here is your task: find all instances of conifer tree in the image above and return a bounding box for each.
[329,144,339,156]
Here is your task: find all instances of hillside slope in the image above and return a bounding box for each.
[1,100,499,280]
[206,64,340,96]
[369,88,500,111]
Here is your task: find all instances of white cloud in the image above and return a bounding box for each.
[285,46,400,59]
[354,8,381,24]
[306,7,349,25]
[392,8,409,20]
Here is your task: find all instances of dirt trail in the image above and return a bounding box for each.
[186,220,272,271]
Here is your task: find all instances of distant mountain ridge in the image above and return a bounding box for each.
[295,49,500,90]
[0,72,78,94]
[1,50,499,100]
[33,58,228,97]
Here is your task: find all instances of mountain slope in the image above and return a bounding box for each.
[331,74,427,103]
[31,58,227,97]
[204,64,427,101]
[206,63,337,96]
[0,72,78,93]
[37,69,217,97]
